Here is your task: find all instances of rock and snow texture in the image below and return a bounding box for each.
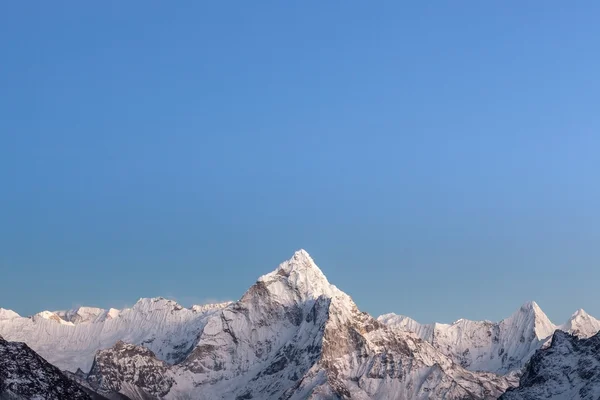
[376,314,435,342]
[0,249,599,399]
[0,335,103,400]
[56,307,119,325]
[86,341,171,399]
[0,299,230,372]
[500,330,600,400]
[73,250,516,400]
[378,302,600,374]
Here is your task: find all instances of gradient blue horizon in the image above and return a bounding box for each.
[1,2,599,324]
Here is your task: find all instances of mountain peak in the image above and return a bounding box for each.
[520,301,542,313]
[518,301,550,323]
[55,306,107,324]
[0,308,20,320]
[501,301,555,342]
[293,248,311,260]
[281,249,322,273]
[31,311,74,326]
[244,250,340,306]
[133,297,184,312]
[562,308,600,338]
[572,308,589,318]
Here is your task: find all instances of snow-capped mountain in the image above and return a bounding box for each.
[0,249,598,399]
[377,302,600,374]
[376,315,435,342]
[70,250,515,399]
[0,335,106,400]
[559,309,600,339]
[0,299,230,372]
[500,330,600,400]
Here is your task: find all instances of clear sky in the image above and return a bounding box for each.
[1,2,599,324]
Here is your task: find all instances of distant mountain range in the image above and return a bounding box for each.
[1,250,598,399]
[378,301,600,374]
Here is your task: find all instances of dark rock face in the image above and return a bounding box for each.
[86,341,172,399]
[0,336,97,400]
[500,331,600,400]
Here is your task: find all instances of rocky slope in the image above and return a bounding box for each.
[0,335,105,400]
[500,330,600,400]
[84,341,170,400]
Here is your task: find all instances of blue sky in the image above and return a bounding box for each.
[1,2,599,324]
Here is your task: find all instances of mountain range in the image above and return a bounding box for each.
[0,250,598,399]
[378,302,600,374]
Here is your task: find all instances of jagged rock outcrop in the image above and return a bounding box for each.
[559,309,600,339]
[86,341,172,399]
[500,330,600,400]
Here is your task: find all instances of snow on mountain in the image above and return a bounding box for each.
[33,310,75,325]
[190,302,233,314]
[500,330,600,400]
[0,308,20,321]
[0,298,230,372]
[0,335,106,400]
[376,314,435,342]
[56,307,112,325]
[378,301,600,374]
[559,309,600,339]
[80,250,516,399]
[1,249,598,399]
[493,302,556,372]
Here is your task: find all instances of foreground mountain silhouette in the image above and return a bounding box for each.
[0,335,109,400]
[500,330,600,400]
[0,250,599,399]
